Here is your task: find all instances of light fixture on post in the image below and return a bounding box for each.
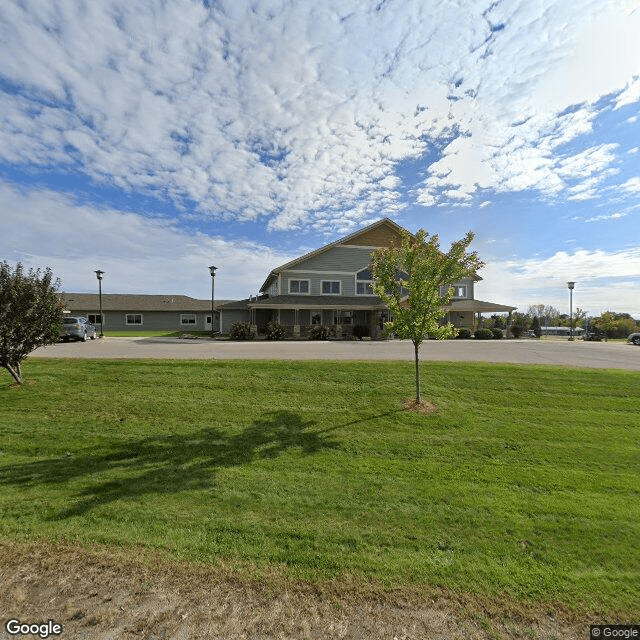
[567,281,575,340]
[95,270,105,337]
[209,265,217,338]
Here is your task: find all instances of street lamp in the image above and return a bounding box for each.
[209,265,217,338]
[567,281,575,340]
[95,270,105,337]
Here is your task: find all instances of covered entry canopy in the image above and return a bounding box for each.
[445,299,517,314]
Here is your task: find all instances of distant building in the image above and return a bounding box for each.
[540,326,584,336]
[61,219,517,337]
[219,218,516,337]
[59,293,232,333]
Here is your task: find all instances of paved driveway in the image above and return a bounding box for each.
[32,337,640,370]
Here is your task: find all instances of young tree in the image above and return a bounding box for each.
[530,315,541,337]
[370,229,483,405]
[0,261,65,384]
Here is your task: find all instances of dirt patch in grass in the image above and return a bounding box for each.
[0,540,599,639]
[402,396,438,414]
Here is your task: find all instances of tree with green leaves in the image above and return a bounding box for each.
[0,261,65,384]
[530,315,541,337]
[370,229,483,405]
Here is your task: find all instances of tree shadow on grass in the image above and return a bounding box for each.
[0,411,340,520]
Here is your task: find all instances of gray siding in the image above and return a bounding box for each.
[281,272,377,298]
[67,309,209,331]
[289,245,372,273]
[220,309,250,334]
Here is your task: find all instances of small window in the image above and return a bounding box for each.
[356,282,374,295]
[126,314,143,325]
[289,280,310,294]
[321,281,340,295]
[453,285,467,298]
[88,314,103,325]
[180,314,196,325]
[441,285,467,298]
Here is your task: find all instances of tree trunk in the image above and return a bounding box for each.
[414,341,421,403]
[4,363,22,385]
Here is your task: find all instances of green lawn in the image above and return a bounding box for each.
[1,359,638,614]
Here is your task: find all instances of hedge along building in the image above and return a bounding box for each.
[218,218,517,338]
[59,293,233,333]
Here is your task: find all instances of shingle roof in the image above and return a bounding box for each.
[247,294,387,309]
[446,299,517,313]
[60,293,235,312]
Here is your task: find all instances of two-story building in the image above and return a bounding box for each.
[218,218,516,337]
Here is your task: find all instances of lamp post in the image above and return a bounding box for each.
[209,265,217,338]
[567,281,575,340]
[95,270,105,337]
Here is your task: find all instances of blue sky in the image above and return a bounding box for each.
[1,0,640,316]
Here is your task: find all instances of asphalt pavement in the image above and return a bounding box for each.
[31,336,640,370]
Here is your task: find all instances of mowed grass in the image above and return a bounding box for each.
[1,358,638,614]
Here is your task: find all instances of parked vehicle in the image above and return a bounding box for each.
[582,328,606,342]
[60,316,97,342]
[628,332,640,346]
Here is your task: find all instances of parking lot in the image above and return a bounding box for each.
[32,336,640,370]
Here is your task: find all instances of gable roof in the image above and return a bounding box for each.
[260,218,408,293]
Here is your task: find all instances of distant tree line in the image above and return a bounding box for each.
[479,304,639,339]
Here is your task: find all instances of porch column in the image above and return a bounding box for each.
[293,308,300,337]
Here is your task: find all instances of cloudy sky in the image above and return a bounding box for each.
[1,0,640,316]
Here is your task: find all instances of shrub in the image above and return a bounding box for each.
[456,328,472,339]
[491,328,503,339]
[229,321,254,340]
[474,328,494,340]
[510,325,524,338]
[352,325,370,340]
[264,321,287,340]
[308,325,335,340]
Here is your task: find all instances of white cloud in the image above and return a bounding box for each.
[620,177,640,193]
[0,181,293,299]
[583,212,627,223]
[1,0,639,231]
[479,247,640,317]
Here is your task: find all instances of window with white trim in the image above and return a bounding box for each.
[125,314,143,325]
[180,314,196,325]
[441,285,467,298]
[321,280,341,294]
[356,267,375,295]
[289,279,310,294]
[453,285,467,298]
[356,282,374,295]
